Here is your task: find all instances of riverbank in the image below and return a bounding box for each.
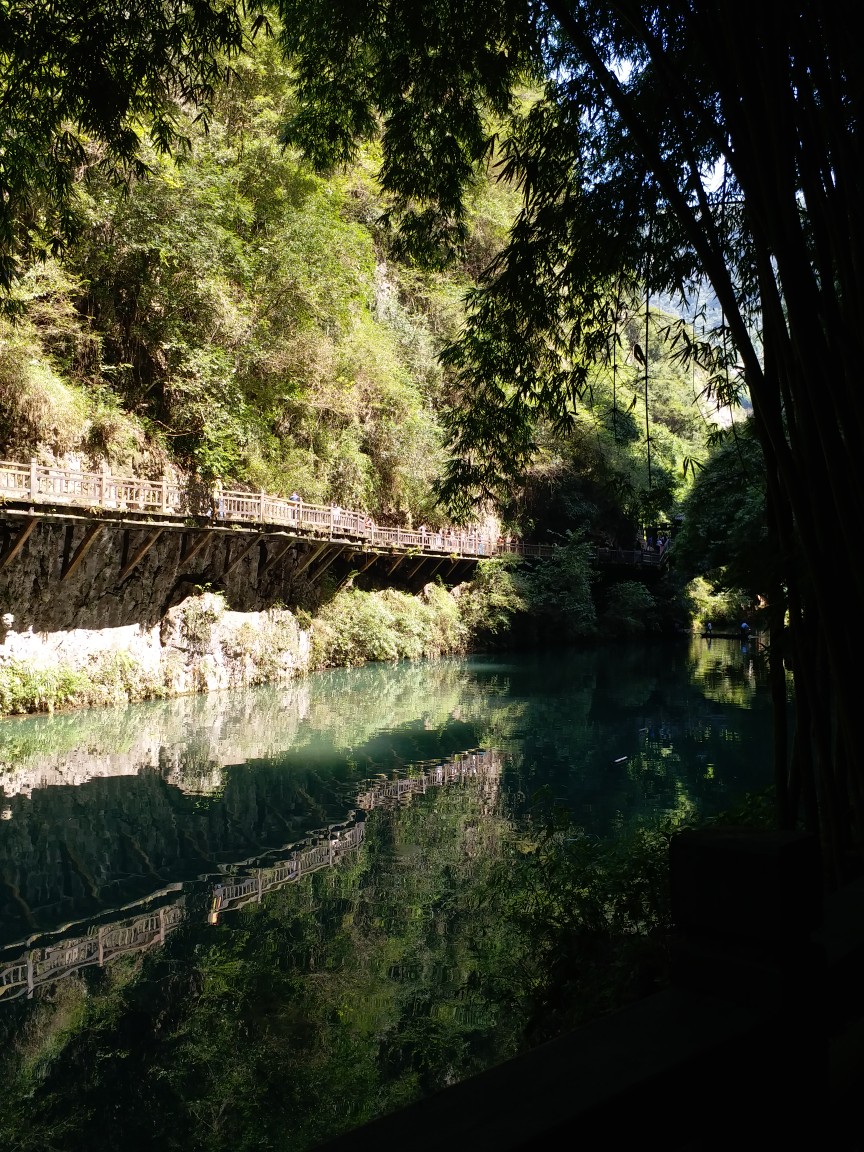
[0,571,519,716]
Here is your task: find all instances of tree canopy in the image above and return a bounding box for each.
[274,0,864,881]
[0,0,263,293]
[1,1,861,876]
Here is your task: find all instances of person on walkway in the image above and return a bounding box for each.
[212,477,224,520]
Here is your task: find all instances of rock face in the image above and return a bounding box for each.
[0,516,308,632]
[159,592,310,695]
[0,517,315,708]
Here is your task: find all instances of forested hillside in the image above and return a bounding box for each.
[0,31,713,543]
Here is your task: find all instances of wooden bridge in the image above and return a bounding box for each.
[0,750,501,1000]
[0,459,664,587]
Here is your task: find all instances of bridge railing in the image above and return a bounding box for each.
[0,458,501,557]
[597,546,663,566]
[0,458,667,565]
[208,753,500,921]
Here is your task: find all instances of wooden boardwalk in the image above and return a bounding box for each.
[0,458,545,560]
[0,459,665,570]
[0,751,502,1001]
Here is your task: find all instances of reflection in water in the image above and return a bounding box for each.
[1,904,185,1003]
[0,640,774,1150]
[1,752,502,1000]
[0,642,770,948]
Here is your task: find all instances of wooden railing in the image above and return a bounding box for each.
[0,458,671,565]
[0,458,532,558]
[210,750,502,919]
[355,749,501,809]
[596,546,664,567]
[208,821,367,919]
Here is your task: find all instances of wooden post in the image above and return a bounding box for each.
[61,523,103,583]
[293,541,328,578]
[29,458,37,500]
[259,538,294,579]
[161,479,168,512]
[222,533,263,578]
[180,531,211,566]
[306,545,344,584]
[260,491,266,522]
[117,529,163,583]
[0,517,37,571]
[406,556,427,579]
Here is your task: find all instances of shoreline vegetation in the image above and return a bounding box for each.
[0,565,518,717]
[0,561,754,718]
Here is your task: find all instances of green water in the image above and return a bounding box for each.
[0,638,772,1149]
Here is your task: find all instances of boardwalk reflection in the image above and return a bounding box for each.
[0,751,501,1002]
[1,905,185,1003]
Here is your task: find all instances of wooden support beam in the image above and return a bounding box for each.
[306,546,344,585]
[180,531,212,565]
[222,534,264,578]
[259,539,295,578]
[445,559,464,577]
[61,523,103,583]
[426,558,447,579]
[0,517,36,571]
[334,551,379,591]
[293,541,329,579]
[406,556,428,579]
[387,554,405,576]
[117,529,163,583]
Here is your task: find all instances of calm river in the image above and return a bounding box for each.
[0,638,773,1149]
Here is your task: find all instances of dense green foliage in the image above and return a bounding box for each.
[0,23,725,684]
[276,0,864,875]
[0,31,708,536]
[311,584,468,667]
[673,420,771,617]
[0,37,468,522]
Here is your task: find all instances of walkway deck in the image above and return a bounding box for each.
[0,459,666,568]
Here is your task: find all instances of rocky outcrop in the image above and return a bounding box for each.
[0,591,311,713]
[159,592,310,695]
[0,515,318,712]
